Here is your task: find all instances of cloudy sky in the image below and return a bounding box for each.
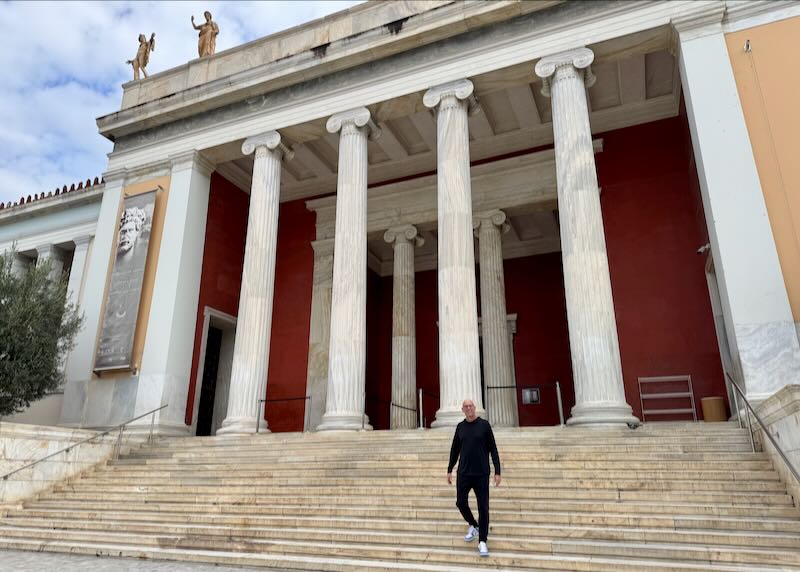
[0,0,363,206]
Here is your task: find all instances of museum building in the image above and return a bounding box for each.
[2,0,799,440]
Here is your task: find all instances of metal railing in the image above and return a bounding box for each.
[2,403,168,482]
[363,393,417,429]
[256,396,312,433]
[726,372,800,484]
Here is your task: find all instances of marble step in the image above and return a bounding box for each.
[100,458,776,472]
[81,467,780,487]
[109,450,764,466]
[0,525,797,568]
[19,497,799,524]
[37,484,794,504]
[0,536,786,572]
[3,514,799,549]
[52,477,789,493]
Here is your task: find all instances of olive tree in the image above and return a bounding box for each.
[0,250,83,416]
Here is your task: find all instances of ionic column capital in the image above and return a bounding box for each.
[326,107,381,140]
[534,47,596,97]
[384,224,424,248]
[473,209,510,236]
[423,79,480,114]
[242,131,294,161]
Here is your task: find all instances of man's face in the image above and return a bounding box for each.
[118,219,140,254]
[462,400,477,421]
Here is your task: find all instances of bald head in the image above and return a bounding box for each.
[461,399,477,422]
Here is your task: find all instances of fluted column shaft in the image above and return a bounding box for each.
[305,239,334,430]
[36,244,64,282]
[424,79,484,427]
[218,131,288,435]
[385,225,423,429]
[318,108,377,431]
[535,48,637,426]
[475,210,518,427]
[66,235,93,307]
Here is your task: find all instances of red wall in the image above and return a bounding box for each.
[597,116,726,420]
[185,174,249,424]
[186,177,316,431]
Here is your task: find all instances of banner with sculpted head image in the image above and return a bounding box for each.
[94,189,157,372]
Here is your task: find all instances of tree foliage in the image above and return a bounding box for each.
[0,251,83,416]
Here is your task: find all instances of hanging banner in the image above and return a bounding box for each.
[94,189,157,372]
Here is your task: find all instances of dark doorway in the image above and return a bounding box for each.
[196,326,223,437]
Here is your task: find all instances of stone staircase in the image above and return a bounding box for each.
[1,422,799,571]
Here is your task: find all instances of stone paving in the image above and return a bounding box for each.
[0,550,282,571]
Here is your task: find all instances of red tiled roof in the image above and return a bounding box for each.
[0,177,104,212]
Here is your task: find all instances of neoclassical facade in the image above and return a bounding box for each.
[2,1,800,439]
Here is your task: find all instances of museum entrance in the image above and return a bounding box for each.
[192,308,236,436]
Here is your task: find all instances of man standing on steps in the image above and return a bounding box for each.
[447,399,501,557]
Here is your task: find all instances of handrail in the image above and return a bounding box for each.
[2,403,168,481]
[257,396,312,433]
[726,372,800,484]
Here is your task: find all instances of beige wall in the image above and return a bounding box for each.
[726,17,800,321]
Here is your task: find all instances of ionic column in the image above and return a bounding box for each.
[36,244,64,281]
[10,253,30,278]
[218,131,291,435]
[384,224,424,430]
[474,210,518,427]
[535,48,638,426]
[317,108,379,431]
[66,235,93,307]
[305,238,334,430]
[423,79,484,427]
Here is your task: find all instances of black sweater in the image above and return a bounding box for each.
[447,417,501,476]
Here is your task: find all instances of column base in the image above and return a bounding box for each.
[317,412,372,432]
[431,406,487,428]
[216,416,269,435]
[566,402,639,427]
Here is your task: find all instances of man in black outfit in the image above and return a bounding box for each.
[447,399,501,557]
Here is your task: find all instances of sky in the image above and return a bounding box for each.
[0,0,363,206]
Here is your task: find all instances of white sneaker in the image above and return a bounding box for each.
[464,525,478,542]
[478,541,489,557]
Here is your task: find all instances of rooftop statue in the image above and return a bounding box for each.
[127,33,155,81]
[192,11,219,58]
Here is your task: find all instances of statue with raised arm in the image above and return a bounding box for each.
[191,11,219,57]
[127,33,155,81]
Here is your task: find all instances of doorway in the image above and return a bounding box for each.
[191,308,236,436]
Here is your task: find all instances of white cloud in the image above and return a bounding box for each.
[0,0,363,205]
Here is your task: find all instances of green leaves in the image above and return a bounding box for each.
[0,249,83,416]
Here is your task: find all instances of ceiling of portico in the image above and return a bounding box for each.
[210,25,679,274]
[212,25,679,204]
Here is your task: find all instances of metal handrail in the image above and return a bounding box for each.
[256,396,312,433]
[726,372,800,484]
[1,403,168,481]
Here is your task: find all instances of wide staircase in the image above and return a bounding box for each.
[1,423,799,571]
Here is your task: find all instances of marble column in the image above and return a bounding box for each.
[10,254,30,278]
[423,79,484,427]
[305,238,334,430]
[535,48,638,426]
[384,224,424,429]
[219,131,291,435]
[36,244,64,282]
[474,210,518,427]
[66,235,93,307]
[317,108,379,431]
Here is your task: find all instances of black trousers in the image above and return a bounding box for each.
[456,474,490,542]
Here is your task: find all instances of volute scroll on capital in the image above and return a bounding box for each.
[326,107,382,141]
[384,224,425,248]
[423,79,480,115]
[473,210,510,235]
[242,131,294,161]
[534,47,597,97]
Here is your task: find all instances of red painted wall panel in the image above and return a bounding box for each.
[185,174,249,425]
[597,116,726,420]
[186,177,316,431]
